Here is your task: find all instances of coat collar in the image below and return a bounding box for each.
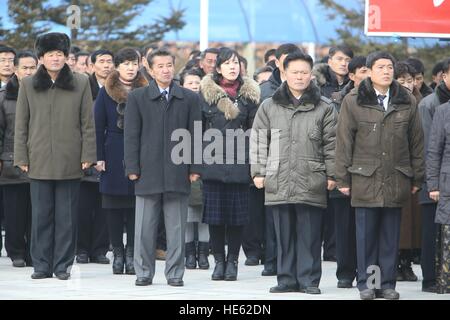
[32,63,75,92]
[357,77,411,108]
[147,79,184,101]
[5,74,19,100]
[272,81,322,110]
[105,70,148,104]
[200,74,260,120]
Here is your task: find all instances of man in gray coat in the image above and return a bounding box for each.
[251,52,337,295]
[14,33,96,280]
[124,49,201,287]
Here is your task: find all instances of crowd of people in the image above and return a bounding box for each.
[0,31,449,299]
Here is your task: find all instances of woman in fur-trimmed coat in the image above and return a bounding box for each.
[94,48,148,275]
[199,48,260,281]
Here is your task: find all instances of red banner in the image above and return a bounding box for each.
[365,0,450,38]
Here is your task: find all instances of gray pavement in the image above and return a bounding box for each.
[0,248,448,300]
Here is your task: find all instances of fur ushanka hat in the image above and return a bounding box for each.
[35,32,71,58]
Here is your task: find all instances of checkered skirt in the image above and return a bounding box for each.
[202,181,249,226]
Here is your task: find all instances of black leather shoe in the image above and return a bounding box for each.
[168,278,184,287]
[269,284,298,293]
[337,279,353,288]
[380,289,400,300]
[244,256,259,266]
[76,253,89,264]
[360,289,376,300]
[55,272,71,280]
[12,259,26,268]
[401,266,418,282]
[90,255,110,264]
[422,284,437,293]
[211,254,225,280]
[135,277,152,286]
[197,242,210,270]
[224,254,238,281]
[31,272,52,279]
[261,269,276,276]
[299,287,321,295]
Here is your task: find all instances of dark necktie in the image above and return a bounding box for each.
[377,94,386,109]
[162,90,168,101]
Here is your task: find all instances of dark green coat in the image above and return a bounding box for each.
[335,78,425,208]
[14,64,96,180]
[251,81,337,208]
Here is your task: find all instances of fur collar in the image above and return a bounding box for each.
[312,63,329,87]
[312,63,349,88]
[357,78,411,107]
[5,75,19,100]
[200,74,260,120]
[272,80,322,107]
[105,70,149,104]
[32,63,75,92]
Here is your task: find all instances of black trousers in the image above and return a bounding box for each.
[106,208,135,248]
[3,184,32,261]
[355,207,401,291]
[420,203,437,287]
[272,204,324,289]
[322,194,337,260]
[77,182,109,257]
[30,179,80,274]
[209,225,243,256]
[264,206,277,271]
[242,186,265,259]
[0,187,4,254]
[333,197,356,282]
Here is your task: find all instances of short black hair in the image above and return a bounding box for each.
[14,50,37,66]
[432,60,445,76]
[283,51,314,70]
[212,47,243,85]
[141,43,158,59]
[395,61,417,79]
[329,45,354,59]
[69,46,80,55]
[0,45,16,57]
[239,55,248,70]
[275,43,301,60]
[264,49,276,63]
[348,56,367,74]
[442,58,450,74]
[405,57,425,75]
[366,51,396,69]
[147,48,175,68]
[200,48,220,60]
[253,66,273,81]
[91,49,114,64]
[75,51,89,62]
[189,50,201,59]
[179,68,202,86]
[266,59,277,70]
[114,47,139,67]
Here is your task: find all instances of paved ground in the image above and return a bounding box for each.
[0,248,448,300]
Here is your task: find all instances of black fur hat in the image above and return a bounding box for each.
[35,32,71,58]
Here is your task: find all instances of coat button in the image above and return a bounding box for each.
[358,167,362,170]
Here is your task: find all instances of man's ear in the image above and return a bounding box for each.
[349,73,355,82]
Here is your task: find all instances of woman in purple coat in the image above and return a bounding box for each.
[94,48,148,275]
